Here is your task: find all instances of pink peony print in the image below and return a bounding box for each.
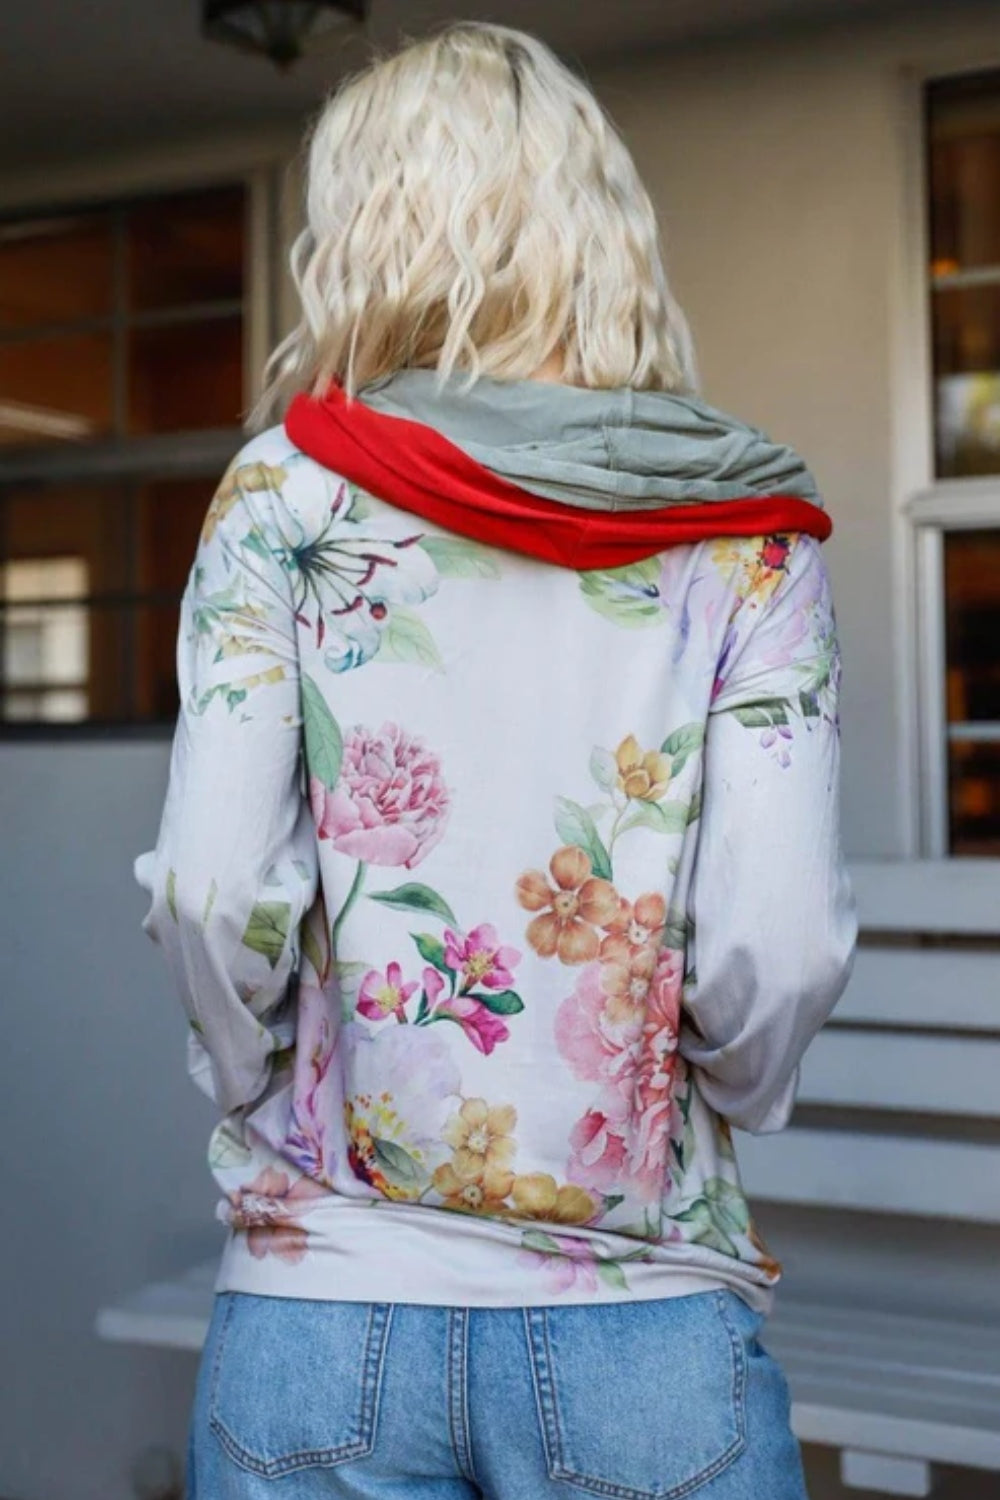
[224,1165,327,1264]
[557,950,683,1204]
[444,924,521,992]
[310,723,450,869]
[357,961,419,1022]
[424,969,510,1055]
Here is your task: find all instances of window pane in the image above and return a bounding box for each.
[0,333,114,446]
[132,601,183,721]
[949,740,1000,855]
[945,529,1000,722]
[128,316,243,434]
[128,186,245,312]
[0,215,114,331]
[928,71,1000,479]
[929,73,1000,272]
[944,529,1000,854]
[135,477,213,594]
[1,485,130,594]
[0,598,182,723]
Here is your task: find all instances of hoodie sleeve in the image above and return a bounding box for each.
[134,450,318,1116]
[680,533,858,1134]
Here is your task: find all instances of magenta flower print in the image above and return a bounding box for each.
[444,924,521,992]
[357,962,419,1022]
[310,722,450,869]
[423,969,511,1055]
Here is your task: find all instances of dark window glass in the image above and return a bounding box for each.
[928,73,1000,479]
[128,187,245,311]
[0,332,115,446]
[128,316,243,434]
[0,216,114,330]
[0,475,216,726]
[0,183,249,727]
[944,528,1000,854]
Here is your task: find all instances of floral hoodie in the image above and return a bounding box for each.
[135,371,856,1309]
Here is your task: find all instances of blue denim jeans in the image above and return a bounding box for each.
[189,1290,807,1500]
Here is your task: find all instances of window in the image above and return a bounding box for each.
[0,182,260,728]
[921,73,1000,854]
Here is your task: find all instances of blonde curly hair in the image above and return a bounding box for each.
[253,21,696,423]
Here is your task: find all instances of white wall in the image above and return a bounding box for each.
[3,7,1000,1500]
[0,741,215,1500]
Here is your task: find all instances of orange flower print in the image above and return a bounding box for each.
[748,1218,783,1281]
[225,1165,326,1264]
[510,1173,598,1225]
[600,891,667,966]
[516,845,619,964]
[432,1098,517,1214]
[599,944,658,1030]
[614,735,672,802]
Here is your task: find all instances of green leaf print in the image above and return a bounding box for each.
[732,698,790,729]
[661,908,688,950]
[660,722,704,776]
[553,797,613,880]
[578,558,663,628]
[521,1229,563,1255]
[300,921,327,981]
[369,883,458,926]
[589,746,618,793]
[376,607,444,671]
[799,689,820,720]
[418,535,501,579]
[703,1177,751,1240]
[473,989,525,1016]
[301,673,343,789]
[208,1121,252,1170]
[595,1258,629,1291]
[166,869,178,923]
[412,931,455,976]
[242,901,292,969]
[672,1198,738,1258]
[345,485,374,521]
[686,790,702,826]
[202,878,218,925]
[619,799,690,837]
[372,1137,429,1191]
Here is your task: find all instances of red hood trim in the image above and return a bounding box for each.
[285,384,832,569]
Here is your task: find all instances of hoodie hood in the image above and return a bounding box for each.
[285,371,831,570]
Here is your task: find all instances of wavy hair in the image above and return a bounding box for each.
[252,21,696,425]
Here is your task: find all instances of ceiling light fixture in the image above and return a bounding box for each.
[203,1,368,70]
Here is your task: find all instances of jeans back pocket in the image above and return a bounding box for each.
[525,1291,748,1500]
[208,1293,393,1478]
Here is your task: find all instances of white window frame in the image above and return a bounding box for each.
[892,54,1000,858]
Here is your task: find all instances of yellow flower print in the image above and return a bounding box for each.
[432,1098,517,1214]
[614,735,672,802]
[510,1173,598,1225]
[710,534,792,607]
[433,1160,514,1213]
[516,845,620,965]
[441,1097,517,1181]
[200,460,287,544]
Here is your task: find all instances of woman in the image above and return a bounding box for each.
[136,22,856,1499]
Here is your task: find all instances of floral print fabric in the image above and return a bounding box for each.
[135,425,856,1311]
